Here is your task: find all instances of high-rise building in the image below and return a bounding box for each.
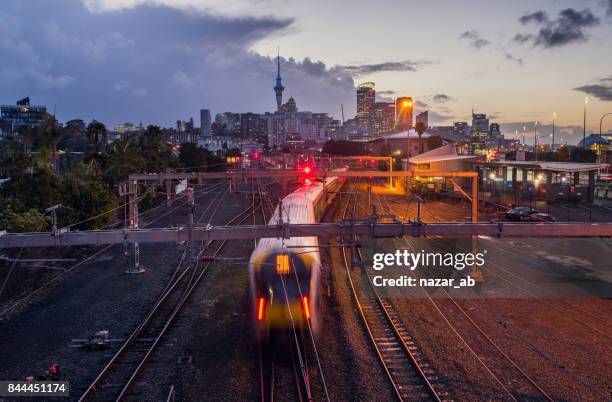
[273,52,284,111]
[371,102,395,137]
[356,82,375,128]
[416,111,429,128]
[471,112,490,138]
[0,97,47,133]
[200,109,212,137]
[489,123,501,138]
[395,97,414,131]
[215,112,241,135]
[453,121,470,137]
[240,113,266,139]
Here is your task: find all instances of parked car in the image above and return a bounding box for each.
[522,212,556,222]
[505,207,537,221]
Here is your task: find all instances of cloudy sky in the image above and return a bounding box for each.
[1,0,612,144]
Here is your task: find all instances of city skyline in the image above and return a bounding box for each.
[1,0,612,144]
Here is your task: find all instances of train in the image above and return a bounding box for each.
[248,170,344,340]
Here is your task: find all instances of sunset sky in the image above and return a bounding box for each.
[2,0,612,143]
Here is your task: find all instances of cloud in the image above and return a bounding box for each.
[607,0,612,16]
[427,110,456,124]
[433,94,453,103]
[574,75,612,101]
[519,11,548,25]
[514,8,600,48]
[504,53,523,66]
[46,22,135,61]
[377,90,395,96]
[459,30,490,49]
[334,60,432,76]
[0,0,359,125]
[415,100,428,108]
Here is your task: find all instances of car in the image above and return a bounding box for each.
[505,207,537,221]
[523,212,556,222]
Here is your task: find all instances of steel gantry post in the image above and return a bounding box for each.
[127,179,145,274]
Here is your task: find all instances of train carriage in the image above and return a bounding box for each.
[248,173,344,340]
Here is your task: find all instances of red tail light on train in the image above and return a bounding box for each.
[302,296,311,320]
[257,297,265,321]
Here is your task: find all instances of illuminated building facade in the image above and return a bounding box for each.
[0,97,47,133]
[395,97,414,132]
[356,82,375,128]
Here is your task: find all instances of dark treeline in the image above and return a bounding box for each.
[0,116,226,232]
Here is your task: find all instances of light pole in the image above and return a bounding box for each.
[522,125,526,148]
[534,121,538,161]
[552,112,556,150]
[583,96,588,147]
[600,112,612,139]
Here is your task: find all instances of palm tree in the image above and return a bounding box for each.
[106,137,145,183]
[414,122,427,154]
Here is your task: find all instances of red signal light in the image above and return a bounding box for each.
[252,151,260,159]
[304,166,311,174]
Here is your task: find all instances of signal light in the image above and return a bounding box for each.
[300,161,315,185]
[302,297,311,320]
[252,151,260,159]
[257,297,265,321]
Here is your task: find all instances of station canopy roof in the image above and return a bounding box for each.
[408,144,479,164]
[486,160,606,172]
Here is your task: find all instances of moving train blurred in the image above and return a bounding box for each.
[248,163,344,340]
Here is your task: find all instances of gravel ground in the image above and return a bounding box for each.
[0,184,229,399]
[361,189,612,401]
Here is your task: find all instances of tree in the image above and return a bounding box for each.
[179,143,208,171]
[105,137,145,183]
[414,122,427,154]
[86,120,107,146]
[0,206,50,232]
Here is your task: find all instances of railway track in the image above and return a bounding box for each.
[340,188,449,402]
[374,191,555,401]
[78,185,262,401]
[258,336,314,402]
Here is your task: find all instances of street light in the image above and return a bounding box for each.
[583,96,588,147]
[552,112,556,150]
[600,112,612,138]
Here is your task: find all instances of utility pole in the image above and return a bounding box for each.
[120,180,145,274]
[45,204,61,235]
[187,187,194,265]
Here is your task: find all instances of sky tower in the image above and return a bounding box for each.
[273,50,284,111]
